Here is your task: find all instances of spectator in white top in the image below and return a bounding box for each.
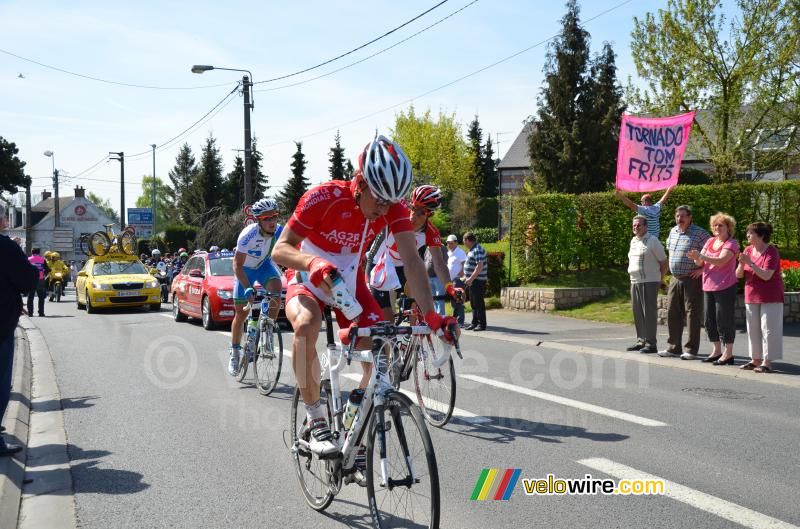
[615,185,676,239]
[626,215,668,354]
[446,234,467,327]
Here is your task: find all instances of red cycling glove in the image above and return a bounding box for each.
[445,283,465,302]
[424,310,459,343]
[338,323,359,346]
[307,257,336,287]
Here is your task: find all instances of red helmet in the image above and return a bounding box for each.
[410,185,443,212]
[178,247,187,254]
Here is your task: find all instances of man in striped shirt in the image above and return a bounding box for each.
[660,205,710,359]
[464,232,488,331]
[614,185,675,239]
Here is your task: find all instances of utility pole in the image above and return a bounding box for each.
[151,144,157,241]
[43,150,59,227]
[109,152,125,228]
[25,184,32,254]
[243,75,253,205]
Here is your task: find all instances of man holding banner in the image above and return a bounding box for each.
[614,185,676,239]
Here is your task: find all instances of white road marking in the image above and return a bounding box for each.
[577,458,799,529]
[459,374,668,427]
[341,373,490,424]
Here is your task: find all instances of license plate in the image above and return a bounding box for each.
[116,290,141,297]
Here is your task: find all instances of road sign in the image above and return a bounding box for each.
[128,208,153,238]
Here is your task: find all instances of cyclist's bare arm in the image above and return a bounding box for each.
[272,227,334,293]
[232,252,251,289]
[430,246,452,289]
[395,231,435,315]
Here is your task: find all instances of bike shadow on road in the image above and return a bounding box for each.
[443,416,629,445]
[34,395,100,412]
[478,325,549,336]
[318,498,374,529]
[23,442,149,495]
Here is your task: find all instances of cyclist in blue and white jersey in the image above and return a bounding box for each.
[228,198,284,376]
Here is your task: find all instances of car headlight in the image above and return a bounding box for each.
[91,282,112,290]
[216,290,233,300]
[144,279,159,289]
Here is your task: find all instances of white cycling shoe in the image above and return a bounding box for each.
[307,417,339,456]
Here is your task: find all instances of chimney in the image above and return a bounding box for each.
[41,190,52,201]
[74,185,85,198]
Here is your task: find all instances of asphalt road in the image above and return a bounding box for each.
[30,291,800,529]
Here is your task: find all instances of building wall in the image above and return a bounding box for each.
[8,197,120,262]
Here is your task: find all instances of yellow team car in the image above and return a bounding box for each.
[76,253,161,313]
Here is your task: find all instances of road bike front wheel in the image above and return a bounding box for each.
[413,336,456,428]
[89,231,111,256]
[290,384,335,511]
[366,391,440,529]
[119,229,137,255]
[253,321,283,396]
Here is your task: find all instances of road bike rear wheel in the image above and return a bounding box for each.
[290,384,335,511]
[89,231,111,256]
[119,229,137,255]
[366,391,440,529]
[235,334,252,383]
[253,320,283,396]
[412,336,456,428]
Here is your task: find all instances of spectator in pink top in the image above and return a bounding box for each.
[687,212,739,365]
[735,222,784,373]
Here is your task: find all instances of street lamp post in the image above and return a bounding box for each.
[192,64,254,204]
[109,152,125,229]
[151,144,157,242]
[43,150,59,227]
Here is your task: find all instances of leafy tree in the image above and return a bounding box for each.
[87,192,120,223]
[344,159,355,180]
[467,116,485,193]
[329,130,347,181]
[277,142,310,217]
[630,0,800,183]
[528,0,624,193]
[168,143,199,224]
[134,176,178,233]
[577,42,624,192]
[450,191,478,234]
[482,135,498,197]
[221,155,245,213]
[391,105,473,194]
[0,136,30,195]
[528,0,591,194]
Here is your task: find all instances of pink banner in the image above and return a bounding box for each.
[616,111,695,191]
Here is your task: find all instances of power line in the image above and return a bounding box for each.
[253,0,450,86]
[0,48,236,90]
[267,0,634,147]
[256,0,479,94]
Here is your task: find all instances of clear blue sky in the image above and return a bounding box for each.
[2,0,671,213]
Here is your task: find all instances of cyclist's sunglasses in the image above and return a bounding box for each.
[256,212,279,220]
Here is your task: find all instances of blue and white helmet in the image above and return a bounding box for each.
[251,198,279,218]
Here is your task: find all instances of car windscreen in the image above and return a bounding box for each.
[92,261,148,276]
[209,257,233,276]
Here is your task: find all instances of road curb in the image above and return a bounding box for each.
[0,324,33,529]
[16,318,78,529]
[465,328,800,389]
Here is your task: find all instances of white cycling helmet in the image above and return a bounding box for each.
[251,198,279,218]
[209,245,220,252]
[359,135,413,203]
[151,249,161,257]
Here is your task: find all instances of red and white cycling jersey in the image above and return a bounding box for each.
[285,180,413,305]
[373,211,442,267]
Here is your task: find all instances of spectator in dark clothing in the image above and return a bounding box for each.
[0,204,39,456]
[27,248,48,317]
[463,232,488,331]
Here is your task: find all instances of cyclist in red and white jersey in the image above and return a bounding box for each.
[368,184,464,321]
[272,136,458,457]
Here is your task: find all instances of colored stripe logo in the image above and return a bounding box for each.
[470,469,522,500]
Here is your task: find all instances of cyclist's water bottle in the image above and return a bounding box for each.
[343,388,365,430]
[331,274,362,320]
[246,318,258,355]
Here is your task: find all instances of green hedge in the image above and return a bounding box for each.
[470,227,499,244]
[163,224,200,252]
[486,251,505,296]
[510,181,800,281]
